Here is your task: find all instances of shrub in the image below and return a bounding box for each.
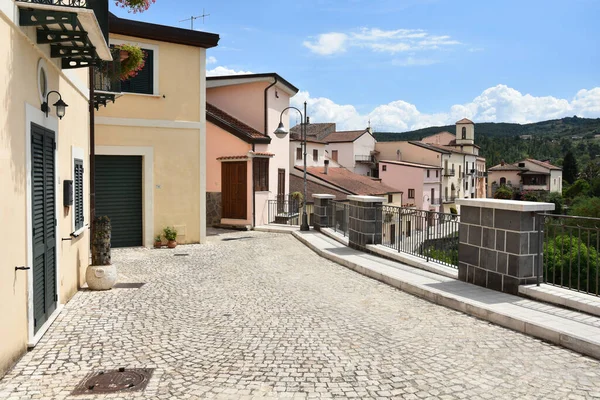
[545,235,599,293]
[163,226,178,241]
[494,185,514,199]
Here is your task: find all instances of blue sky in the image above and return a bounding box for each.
[112,0,600,131]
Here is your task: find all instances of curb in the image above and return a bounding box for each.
[291,231,600,361]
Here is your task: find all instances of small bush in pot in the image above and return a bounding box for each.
[86,216,117,290]
[154,234,162,249]
[163,226,178,248]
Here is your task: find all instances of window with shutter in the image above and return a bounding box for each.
[74,159,84,230]
[296,148,302,160]
[253,158,269,191]
[121,49,154,95]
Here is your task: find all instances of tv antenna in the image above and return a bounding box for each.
[180,9,210,30]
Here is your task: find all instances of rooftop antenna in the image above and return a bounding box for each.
[180,8,210,30]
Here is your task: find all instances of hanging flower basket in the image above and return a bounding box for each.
[114,0,156,13]
[116,44,146,81]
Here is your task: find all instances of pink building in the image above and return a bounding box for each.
[378,160,443,212]
[206,73,299,228]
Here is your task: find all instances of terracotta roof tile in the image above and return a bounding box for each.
[525,158,562,170]
[299,166,399,196]
[290,123,336,141]
[207,103,269,142]
[456,118,474,124]
[322,130,368,143]
[217,155,249,161]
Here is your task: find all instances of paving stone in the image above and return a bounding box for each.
[0,230,599,399]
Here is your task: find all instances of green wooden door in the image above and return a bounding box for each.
[95,155,143,247]
[31,123,57,333]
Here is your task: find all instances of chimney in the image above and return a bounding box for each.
[324,159,329,175]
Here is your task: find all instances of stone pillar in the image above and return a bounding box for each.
[457,199,554,295]
[312,194,335,231]
[348,195,384,250]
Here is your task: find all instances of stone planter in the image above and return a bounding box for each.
[86,264,117,291]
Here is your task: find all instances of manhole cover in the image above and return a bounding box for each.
[72,368,154,395]
[113,283,146,289]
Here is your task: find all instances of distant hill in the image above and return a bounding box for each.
[374,117,600,167]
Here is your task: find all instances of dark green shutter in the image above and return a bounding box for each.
[31,123,57,332]
[95,155,143,247]
[74,159,84,230]
[121,49,154,95]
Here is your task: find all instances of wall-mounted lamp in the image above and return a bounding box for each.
[41,90,68,120]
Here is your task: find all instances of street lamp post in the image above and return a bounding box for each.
[274,101,310,231]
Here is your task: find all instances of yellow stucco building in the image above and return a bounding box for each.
[0,0,218,377]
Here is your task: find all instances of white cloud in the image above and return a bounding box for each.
[302,33,348,56]
[392,57,438,67]
[291,85,600,132]
[207,56,217,64]
[303,27,461,56]
[206,66,254,77]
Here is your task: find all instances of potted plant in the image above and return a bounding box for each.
[114,0,156,13]
[154,234,162,249]
[86,216,117,291]
[116,44,146,81]
[163,226,178,248]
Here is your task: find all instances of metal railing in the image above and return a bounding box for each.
[380,205,459,268]
[355,155,376,163]
[443,196,457,203]
[540,213,600,296]
[267,198,313,226]
[443,169,455,177]
[330,201,349,237]
[94,47,121,93]
[430,198,443,206]
[16,0,89,7]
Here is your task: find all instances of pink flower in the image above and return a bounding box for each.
[114,0,155,13]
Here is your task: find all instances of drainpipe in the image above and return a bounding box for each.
[89,66,96,241]
[251,143,255,228]
[256,76,278,228]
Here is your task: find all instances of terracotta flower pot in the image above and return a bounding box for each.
[167,240,177,249]
[154,241,162,249]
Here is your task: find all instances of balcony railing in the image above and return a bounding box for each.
[443,169,455,177]
[541,213,600,296]
[380,205,459,269]
[443,196,457,203]
[16,0,89,7]
[430,198,443,206]
[355,155,376,164]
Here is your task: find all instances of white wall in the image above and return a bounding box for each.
[550,170,563,193]
[326,141,355,171]
[289,141,339,169]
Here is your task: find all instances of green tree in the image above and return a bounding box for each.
[544,235,599,293]
[565,179,591,200]
[570,196,600,219]
[563,151,578,184]
[544,192,564,214]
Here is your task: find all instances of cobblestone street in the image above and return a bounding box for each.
[1,230,600,399]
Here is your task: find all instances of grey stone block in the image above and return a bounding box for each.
[459,226,468,244]
[482,208,494,227]
[487,271,503,292]
[458,263,468,282]
[495,209,531,231]
[468,225,482,246]
[497,252,508,274]
[462,206,481,225]
[474,267,487,287]
[482,227,496,249]
[508,254,534,278]
[496,230,506,251]
[503,275,521,295]
[480,248,497,270]
[506,232,529,255]
[529,232,540,254]
[459,243,480,266]
[467,264,475,284]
